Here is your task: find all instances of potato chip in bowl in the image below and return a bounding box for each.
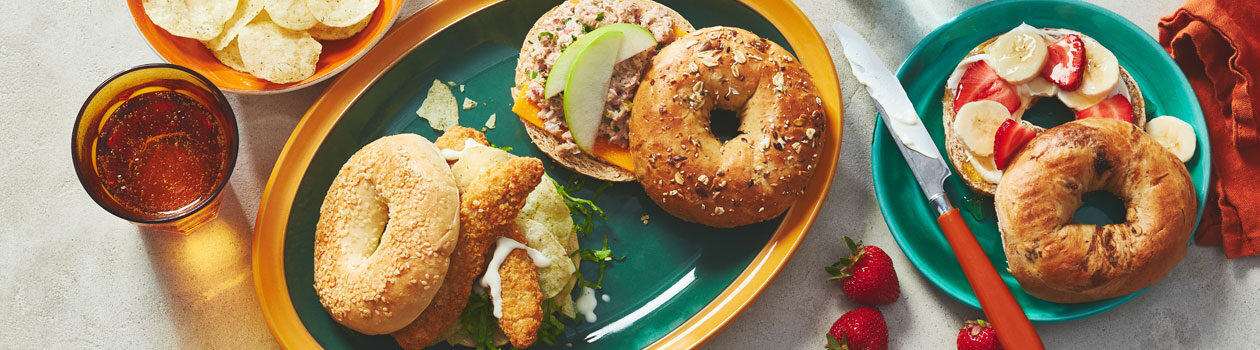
[129,0,403,93]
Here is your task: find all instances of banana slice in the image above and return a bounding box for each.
[1056,87,1107,110]
[1077,38,1119,98]
[954,100,1013,157]
[1024,76,1057,97]
[988,25,1048,84]
[1146,115,1196,162]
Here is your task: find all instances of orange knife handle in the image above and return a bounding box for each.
[937,208,1044,350]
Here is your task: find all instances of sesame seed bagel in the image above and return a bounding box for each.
[630,27,826,227]
[314,134,460,334]
[943,28,1145,196]
[995,118,1195,303]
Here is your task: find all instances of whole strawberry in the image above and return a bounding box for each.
[826,236,900,305]
[826,307,888,350]
[957,319,1002,350]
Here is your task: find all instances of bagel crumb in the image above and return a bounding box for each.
[715,207,725,215]
[697,174,709,184]
[806,128,816,139]
[674,172,684,184]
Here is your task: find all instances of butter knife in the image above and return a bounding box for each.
[832,22,1044,350]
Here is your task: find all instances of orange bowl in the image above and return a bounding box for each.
[126,0,403,94]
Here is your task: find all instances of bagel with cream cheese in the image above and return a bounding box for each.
[943,25,1145,196]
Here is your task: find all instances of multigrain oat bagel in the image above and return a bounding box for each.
[995,117,1196,303]
[512,0,694,181]
[313,134,460,334]
[943,27,1145,196]
[630,27,826,227]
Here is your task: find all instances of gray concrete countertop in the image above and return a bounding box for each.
[1,0,1256,348]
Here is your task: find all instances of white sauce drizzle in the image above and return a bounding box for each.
[439,139,485,161]
[480,237,552,318]
[575,286,599,323]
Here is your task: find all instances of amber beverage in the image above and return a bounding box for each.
[72,64,238,233]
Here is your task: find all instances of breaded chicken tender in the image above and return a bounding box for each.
[434,126,489,151]
[392,157,544,349]
[496,228,544,348]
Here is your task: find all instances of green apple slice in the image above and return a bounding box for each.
[543,23,656,98]
[562,30,624,153]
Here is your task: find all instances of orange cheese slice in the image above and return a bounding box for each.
[512,93,635,172]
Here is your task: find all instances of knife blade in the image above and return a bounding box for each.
[832,22,1044,350]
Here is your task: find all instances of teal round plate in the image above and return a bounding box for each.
[252,0,844,348]
[871,0,1209,322]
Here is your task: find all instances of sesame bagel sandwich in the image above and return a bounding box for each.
[511,0,694,181]
[943,24,1145,196]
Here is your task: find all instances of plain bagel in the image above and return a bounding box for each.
[995,117,1196,303]
[313,134,460,334]
[630,27,826,228]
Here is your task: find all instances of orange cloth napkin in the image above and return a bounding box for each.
[1159,0,1260,258]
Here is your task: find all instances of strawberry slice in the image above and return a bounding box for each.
[1042,34,1085,90]
[1075,94,1134,123]
[994,119,1037,170]
[953,60,1021,115]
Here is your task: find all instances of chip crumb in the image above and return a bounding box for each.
[462,97,477,110]
[640,215,649,225]
[415,79,459,130]
[459,84,465,92]
[485,113,497,129]
[447,81,455,86]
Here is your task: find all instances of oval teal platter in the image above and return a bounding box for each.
[251,0,844,348]
[871,0,1210,322]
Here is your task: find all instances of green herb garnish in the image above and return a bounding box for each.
[538,31,555,41]
[571,236,624,289]
[595,12,605,21]
[552,175,606,237]
[535,299,567,345]
[454,293,503,350]
[528,70,539,80]
[582,24,594,33]
[485,140,513,152]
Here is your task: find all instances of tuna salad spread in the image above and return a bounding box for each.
[514,0,680,154]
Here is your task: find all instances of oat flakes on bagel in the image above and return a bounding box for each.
[943,25,1145,196]
[511,0,694,182]
[995,117,1195,303]
[630,27,826,228]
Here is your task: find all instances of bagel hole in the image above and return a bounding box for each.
[1072,191,1128,225]
[709,108,744,143]
[1022,98,1076,129]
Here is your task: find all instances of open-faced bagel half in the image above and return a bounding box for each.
[512,0,694,182]
[942,28,1145,196]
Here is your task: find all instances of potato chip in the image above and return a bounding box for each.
[204,0,265,51]
[143,0,239,40]
[307,11,370,40]
[206,38,248,72]
[519,219,576,298]
[236,20,321,84]
[306,0,379,28]
[265,0,318,31]
[450,145,512,190]
[518,177,575,244]
[415,79,460,131]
